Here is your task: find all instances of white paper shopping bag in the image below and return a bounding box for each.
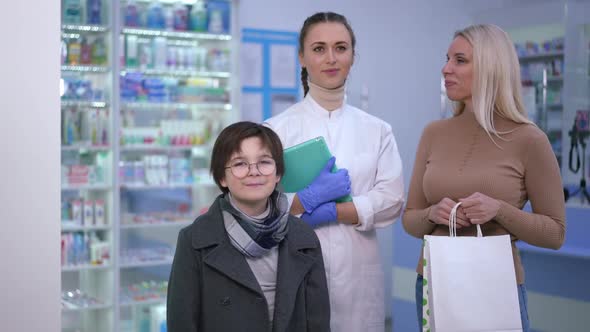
[422,203,522,332]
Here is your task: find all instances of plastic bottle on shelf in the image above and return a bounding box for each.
[153,37,168,69]
[119,35,125,67]
[176,47,186,70]
[139,43,154,70]
[86,0,102,25]
[147,1,165,29]
[207,8,224,34]
[166,47,177,69]
[126,35,139,68]
[67,38,82,65]
[125,0,140,27]
[196,47,207,71]
[172,2,188,31]
[80,37,92,65]
[67,233,75,265]
[63,0,83,25]
[186,48,196,70]
[61,39,68,65]
[91,37,107,65]
[160,156,169,184]
[164,6,174,31]
[134,160,145,185]
[190,1,208,32]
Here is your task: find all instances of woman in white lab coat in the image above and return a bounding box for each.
[264,12,405,332]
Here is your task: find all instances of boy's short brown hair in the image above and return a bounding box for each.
[210,121,284,193]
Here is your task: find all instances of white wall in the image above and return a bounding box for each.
[240,0,473,321]
[0,1,60,331]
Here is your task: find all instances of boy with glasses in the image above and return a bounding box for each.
[167,121,330,332]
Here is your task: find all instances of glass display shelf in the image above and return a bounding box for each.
[62,24,110,33]
[61,184,112,191]
[62,304,112,312]
[541,103,563,110]
[121,27,231,41]
[62,224,112,232]
[61,264,112,272]
[62,65,110,73]
[61,145,110,152]
[121,68,230,78]
[119,258,173,269]
[120,145,198,152]
[61,100,109,108]
[523,76,564,84]
[120,101,231,110]
[120,183,193,190]
[518,51,564,62]
[119,298,165,307]
[120,221,192,229]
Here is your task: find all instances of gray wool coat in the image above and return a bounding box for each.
[166,196,331,332]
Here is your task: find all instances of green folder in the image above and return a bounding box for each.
[280,136,352,203]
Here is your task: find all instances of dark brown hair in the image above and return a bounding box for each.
[210,121,285,194]
[299,12,357,96]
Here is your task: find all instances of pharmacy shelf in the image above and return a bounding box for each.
[121,27,231,41]
[119,298,166,307]
[62,65,110,73]
[62,184,112,191]
[62,303,112,312]
[121,68,230,78]
[120,145,196,152]
[61,145,110,152]
[61,264,111,272]
[120,220,192,229]
[61,224,112,232]
[539,103,563,110]
[120,183,193,190]
[62,24,110,33]
[523,76,564,84]
[61,100,109,108]
[518,51,564,62]
[119,258,173,268]
[546,76,564,82]
[120,101,231,110]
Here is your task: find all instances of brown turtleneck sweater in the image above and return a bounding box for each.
[307,81,345,111]
[402,110,566,284]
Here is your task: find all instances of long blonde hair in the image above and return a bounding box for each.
[452,24,533,139]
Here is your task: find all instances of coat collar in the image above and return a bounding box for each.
[191,195,320,329]
[304,93,346,120]
[191,195,318,251]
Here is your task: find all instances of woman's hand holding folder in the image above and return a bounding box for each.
[301,202,338,227]
[297,157,351,213]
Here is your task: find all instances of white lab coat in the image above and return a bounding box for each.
[264,95,405,332]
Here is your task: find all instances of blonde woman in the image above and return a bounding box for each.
[402,24,565,331]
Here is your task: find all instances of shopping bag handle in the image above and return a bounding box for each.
[449,202,483,237]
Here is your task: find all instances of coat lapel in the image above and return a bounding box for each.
[192,197,264,296]
[272,218,319,332]
[203,242,264,295]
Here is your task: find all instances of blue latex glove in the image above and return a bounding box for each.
[297,157,351,213]
[301,201,337,228]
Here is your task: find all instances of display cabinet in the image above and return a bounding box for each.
[117,0,235,331]
[60,1,115,331]
[60,1,237,331]
[510,24,565,167]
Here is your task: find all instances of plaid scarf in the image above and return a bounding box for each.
[220,190,289,258]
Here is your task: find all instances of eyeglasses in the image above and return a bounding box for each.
[225,158,276,178]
